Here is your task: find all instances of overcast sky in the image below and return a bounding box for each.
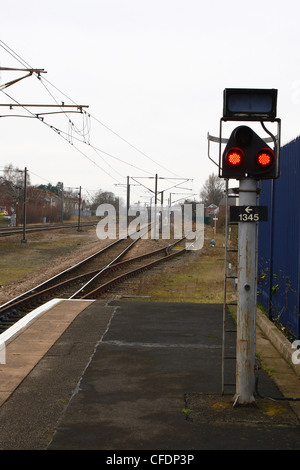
[1,0,300,205]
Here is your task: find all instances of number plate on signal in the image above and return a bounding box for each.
[230,206,268,222]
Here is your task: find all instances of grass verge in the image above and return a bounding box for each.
[0,229,94,286]
[132,228,234,303]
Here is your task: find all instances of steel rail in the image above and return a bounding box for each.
[70,239,184,299]
[0,224,150,312]
[68,234,182,299]
[80,245,187,299]
[0,221,96,237]
[0,235,186,331]
[0,244,175,313]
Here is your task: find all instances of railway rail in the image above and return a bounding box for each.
[0,221,96,237]
[0,224,151,312]
[0,226,188,333]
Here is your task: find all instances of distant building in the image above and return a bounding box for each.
[0,180,15,215]
[205,204,218,217]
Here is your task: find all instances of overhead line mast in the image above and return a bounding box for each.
[0,67,46,72]
[0,104,88,109]
[0,66,89,111]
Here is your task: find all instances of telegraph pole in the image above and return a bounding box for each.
[130,175,193,240]
[77,186,82,232]
[127,176,130,228]
[154,173,158,239]
[60,182,64,224]
[21,167,27,244]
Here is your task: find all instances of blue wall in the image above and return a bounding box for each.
[258,136,300,339]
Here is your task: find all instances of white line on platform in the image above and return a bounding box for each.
[0,298,63,347]
[0,298,95,346]
[0,298,95,363]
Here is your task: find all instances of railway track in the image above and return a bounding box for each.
[76,241,186,300]
[0,224,151,312]
[0,227,188,333]
[0,221,96,237]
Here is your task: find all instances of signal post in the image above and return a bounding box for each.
[219,89,281,405]
[234,178,258,404]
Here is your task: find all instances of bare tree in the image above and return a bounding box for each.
[0,164,31,224]
[2,163,30,187]
[200,173,224,207]
[90,189,124,215]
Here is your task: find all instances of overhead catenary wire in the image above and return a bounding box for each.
[37,75,92,142]
[90,114,182,178]
[0,107,153,179]
[28,169,54,184]
[0,41,182,178]
[38,74,183,178]
[35,70,182,177]
[0,40,191,206]
[0,40,32,70]
[0,87,123,185]
[0,87,157,181]
[0,78,163,185]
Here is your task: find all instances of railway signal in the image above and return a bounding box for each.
[221,125,278,180]
[208,88,281,406]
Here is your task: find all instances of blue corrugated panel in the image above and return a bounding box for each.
[258,136,300,339]
[257,179,272,311]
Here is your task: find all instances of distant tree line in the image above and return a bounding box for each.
[89,190,124,215]
[35,181,64,196]
[0,163,123,224]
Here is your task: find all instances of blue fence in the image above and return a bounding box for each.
[258,136,300,339]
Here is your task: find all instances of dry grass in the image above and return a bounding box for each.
[0,224,235,305]
[0,227,101,287]
[132,227,236,303]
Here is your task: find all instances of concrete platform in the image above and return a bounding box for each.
[0,299,94,407]
[0,299,299,450]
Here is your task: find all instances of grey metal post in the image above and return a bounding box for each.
[77,186,82,232]
[234,178,257,405]
[126,176,130,229]
[153,174,158,239]
[61,182,64,224]
[21,167,27,244]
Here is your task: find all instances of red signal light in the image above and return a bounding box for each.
[222,125,279,179]
[257,148,274,168]
[226,148,243,166]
